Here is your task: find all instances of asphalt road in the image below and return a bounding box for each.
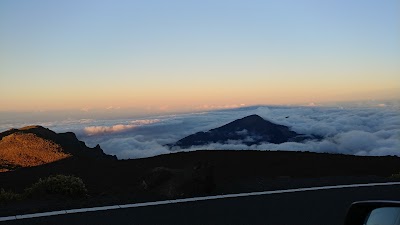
[3,185,400,225]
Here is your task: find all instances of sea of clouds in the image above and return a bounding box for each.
[1,103,399,159]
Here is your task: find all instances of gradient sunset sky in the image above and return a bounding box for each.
[1,0,399,114]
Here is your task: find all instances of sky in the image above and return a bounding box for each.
[1,0,399,115]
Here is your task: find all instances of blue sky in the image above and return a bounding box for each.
[1,0,399,113]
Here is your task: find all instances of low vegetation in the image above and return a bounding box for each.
[389,172,400,180]
[25,175,88,198]
[0,174,87,203]
[0,189,20,203]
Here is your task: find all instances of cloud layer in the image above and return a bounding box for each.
[1,103,399,159]
[81,105,400,158]
[83,119,161,136]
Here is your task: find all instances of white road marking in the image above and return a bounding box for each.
[119,200,172,208]
[15,210,67,219]
[66,205,121,214]
[1,181,400,222]
[0,216,16,222]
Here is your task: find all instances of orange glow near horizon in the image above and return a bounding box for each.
[1,80,398,113]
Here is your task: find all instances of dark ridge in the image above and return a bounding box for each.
[0,125,117,163]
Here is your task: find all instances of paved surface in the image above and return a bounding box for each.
[2,185,400,225]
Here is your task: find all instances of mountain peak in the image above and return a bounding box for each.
[19,125,45,130]
[170,115,315,149]
[235,114,265,123]
[1,125,55,141]
[216,114,268,129]
[243,114,263,119]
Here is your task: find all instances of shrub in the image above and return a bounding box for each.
[25,175,87,198]
[0,188,20,203]
[390,172,400,180]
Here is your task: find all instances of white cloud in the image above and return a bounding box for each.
[304,102,318,107]
[81,104,399,159]
[83,119,162,136]
[1,102,399,159]
[84,124,137,136]
[97,136,171,159]
[106,106,121,110]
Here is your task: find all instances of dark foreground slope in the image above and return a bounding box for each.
[1,150,400,216]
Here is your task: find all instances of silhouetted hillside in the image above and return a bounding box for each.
[0,126,116,172]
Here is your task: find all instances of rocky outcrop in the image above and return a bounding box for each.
[0,126,116,172]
